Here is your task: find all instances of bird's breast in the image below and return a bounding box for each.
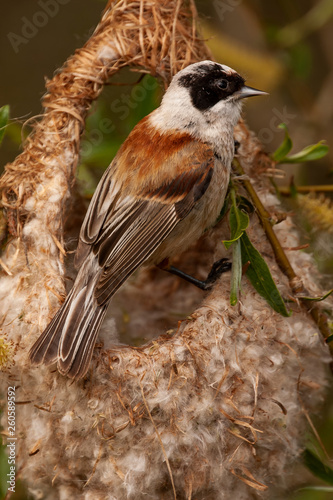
[150,157,230,264]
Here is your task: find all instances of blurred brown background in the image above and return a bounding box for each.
[0,1,333,499]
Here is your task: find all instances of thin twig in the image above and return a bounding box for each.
[279,185,333,195]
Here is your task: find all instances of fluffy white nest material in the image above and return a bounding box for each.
[0,1,330,499]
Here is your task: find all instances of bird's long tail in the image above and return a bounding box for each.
[29,280,108,379]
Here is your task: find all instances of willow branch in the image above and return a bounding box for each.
[233,158,333,353]
[233,158,302,292]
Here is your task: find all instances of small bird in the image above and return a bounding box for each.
[29,60,267,379]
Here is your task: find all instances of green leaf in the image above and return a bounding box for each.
[237,195,254,215]
[223,190,249,249]
[282,141,329,164]
[0,105,10,146]
[240,232,290,317]
[303,449,333,485]
[272,123,293,162]
[299,289,333,302]
[5,121,26,145]
[230,239,242,306]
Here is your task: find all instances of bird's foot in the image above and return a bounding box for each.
[158,258,231,291]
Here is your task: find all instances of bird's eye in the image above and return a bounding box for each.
[217,79,228,90]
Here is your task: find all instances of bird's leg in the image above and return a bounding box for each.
[157,258,231,291]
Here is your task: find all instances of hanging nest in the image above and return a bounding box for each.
[0,1,330,499]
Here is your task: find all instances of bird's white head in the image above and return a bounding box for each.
[151,60,267,147]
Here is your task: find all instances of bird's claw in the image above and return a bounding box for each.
[205,258,232,290]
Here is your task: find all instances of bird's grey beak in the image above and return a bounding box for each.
[234,86,268,100]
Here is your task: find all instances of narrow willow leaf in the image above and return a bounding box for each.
[282,141,329,164]
[289,177,298,198]
[223,191,249,249]
[230,239,242,306]
[303,449,333,485]
[298,486,333,492]
[0,105,9,146]
[272,123,293,162]
[240,232,289,317]
[299,289,333,302]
